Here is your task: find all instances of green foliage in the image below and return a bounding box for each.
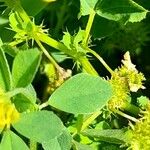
[61,30,86,59]
[49,73,112,114]
[73,141,93,150]
[13,111,65,143]
[0,130,29,150]
[0,0,150,149]
[82,129,127,145]
[13,85,37,112]
[80,0,148,23]
[12,48,42,87]
[42,129,72,150]
[0,46,12,91]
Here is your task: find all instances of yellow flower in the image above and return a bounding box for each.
[0,100,20,129]
[129,103,150,150]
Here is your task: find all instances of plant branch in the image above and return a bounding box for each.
[86,47,114,75]
[39,102,49,110]
[115,110,138,122]
[9,39,25,47]
[37,32,98,75]
[34,37,62,72]
[29,140,37,150]
[72,110,102,137]
[78,57,98,75]
[82,9,96,46]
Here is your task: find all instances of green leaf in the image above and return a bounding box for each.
[13,111,65,143]
[80,0,148,23]
[3,85,37,112]
[49,73,112,114]
[9,13,23,33]
[137,96,149,109]
[95,121,110,130]
[0,130,29,150]
[95,0,148,23]
[74,30,85,49]
[12,85,37,112]
[99,142,125,150]
[61,30,86,56]
[82,129,128,144]
[61,32,72,50]
[80,0,98,16]
[42,138,61,150]
[12,48,42,88]
[2,44,19,57]
[73,141,93,150]
[0,47,12,91]
[42,129,72,150]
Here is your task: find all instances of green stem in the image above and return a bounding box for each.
[38,32,98,75]
[122,102,141,116]
[72,110,102,137]
[7,0,31,23]
[29,140,37,150]
[82,9,96,46]
[115,110,138,122]
[76,114,84,133]
[37,33,73,55]
[34,37,62,72]
[6,0,97,75]
[81,110,102,131]
[78,57,98,75]
[9,39,25,47]
[39,102,49,110]
[86,47,114,74]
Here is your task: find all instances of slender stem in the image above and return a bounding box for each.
[72,110,102,137]
[115,110,138,122]
[82,9,96,46]
[86,47,114,74]
[34,37,62,71]
[13,2,31,23]
[39,102,49,110]
[78,57,98,75]
[9,39,25,47]
[6,0,98,76]
[29,140,37,150]
[81,111,102,131]
[37,33,72,55]
[76,114,84,133]
[38,32,98,75]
